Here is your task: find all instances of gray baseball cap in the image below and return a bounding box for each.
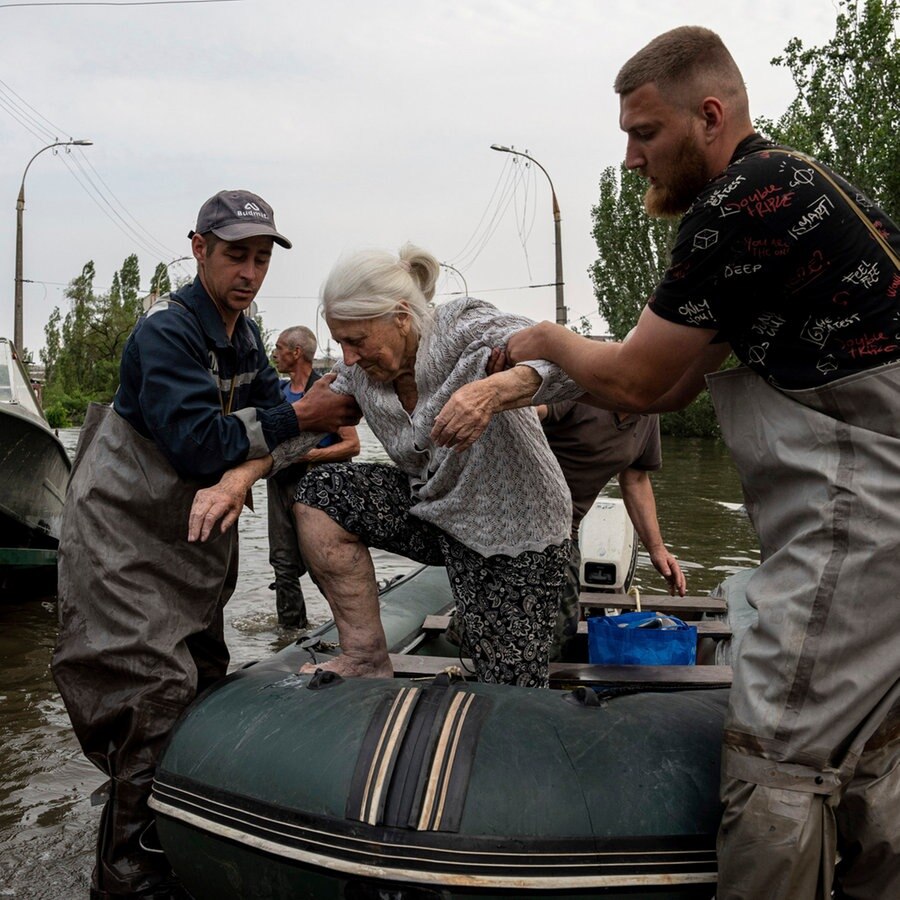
[188,189,292,249]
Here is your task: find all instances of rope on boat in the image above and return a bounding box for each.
[628,584,642,612]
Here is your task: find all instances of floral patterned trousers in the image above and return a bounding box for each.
[295,462,569,688]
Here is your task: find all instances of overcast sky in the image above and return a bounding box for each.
[0,0,841,359]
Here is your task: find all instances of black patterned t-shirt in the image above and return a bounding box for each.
[649,134,900,388]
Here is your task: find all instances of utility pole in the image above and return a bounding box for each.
[490,144,565,325]
[14,139,93,351]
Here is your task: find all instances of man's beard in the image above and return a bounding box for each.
[644,134,709,219]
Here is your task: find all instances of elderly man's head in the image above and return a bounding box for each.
[273,326,317,375]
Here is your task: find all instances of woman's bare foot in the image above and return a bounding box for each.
[300,653,393,679]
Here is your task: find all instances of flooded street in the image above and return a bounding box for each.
[0,426,757,898]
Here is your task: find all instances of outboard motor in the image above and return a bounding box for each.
[578,497,637,593]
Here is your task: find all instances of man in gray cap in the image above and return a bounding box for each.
[52,190,360,900]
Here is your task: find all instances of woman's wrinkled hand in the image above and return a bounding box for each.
[430,381,497,453]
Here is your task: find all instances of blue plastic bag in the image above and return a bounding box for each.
[587,611,697,665]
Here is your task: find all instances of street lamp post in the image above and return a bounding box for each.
[144,255,191,313]
[14,139,93,352]
[440,261,469,297]
[490,144,565,325]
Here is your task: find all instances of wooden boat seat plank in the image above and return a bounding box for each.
[0,546,58,567]
[547,662,732,687]
[421,615,732,640]
[387,653,733,687]
[578,594,727,613]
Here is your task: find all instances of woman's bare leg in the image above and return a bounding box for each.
[294,504,393,678]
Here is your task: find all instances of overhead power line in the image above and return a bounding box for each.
[0,97,47,138]
[256,282,562,303]
[0,1,244,9]
[0,77,66,137]
[445,147,543,279]
[25,277,191,294]
[56,151,181,264]
[448,160,522,272]
[73,150,181,260]
[512,153,538,280]
[0,78,187,273]
[436,282,559,297]
[447,154,515,264]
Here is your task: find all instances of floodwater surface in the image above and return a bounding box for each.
[0,426,757,897]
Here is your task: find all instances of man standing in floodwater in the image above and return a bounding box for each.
[51,189,359,900]
[267,325,360,628]
[435,26,900,900]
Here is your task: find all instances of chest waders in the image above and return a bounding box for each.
[707,365,900,899]
[52,404,239,897]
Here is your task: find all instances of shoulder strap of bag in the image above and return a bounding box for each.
[767,149,900,271]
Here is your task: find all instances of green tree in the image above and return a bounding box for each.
[40,307,62,384]
[150,261,172,299]
[756,0,900,218]
[56,261,96,394]
[587,166,722,436]
[118,253,142,321]
[252,309,275,360]
[41,255,274,425]
[588,166,678,340]
[41,255,146,424]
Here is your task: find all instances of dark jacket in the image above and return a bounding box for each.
[114,277,299,481]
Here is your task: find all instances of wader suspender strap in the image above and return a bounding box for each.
[222,376,237,416]
[153,293,252,507]
[159,295,238,414]
[770,149,900,271]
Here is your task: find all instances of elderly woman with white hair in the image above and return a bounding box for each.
[193,243,581,688]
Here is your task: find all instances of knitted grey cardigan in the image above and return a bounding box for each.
[273,297,582,558]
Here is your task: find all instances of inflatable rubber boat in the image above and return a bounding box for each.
[150,501,733,899]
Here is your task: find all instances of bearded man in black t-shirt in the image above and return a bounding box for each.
[435,24,900,900]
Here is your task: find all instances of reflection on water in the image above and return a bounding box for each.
[630,436,759,595]
[0,424,758,896]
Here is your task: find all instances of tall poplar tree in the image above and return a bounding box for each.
[757,0,900,218]
[41,255,146,423]
[588,167,677,340]
[41,255,272,425]
[150,261,173,300]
